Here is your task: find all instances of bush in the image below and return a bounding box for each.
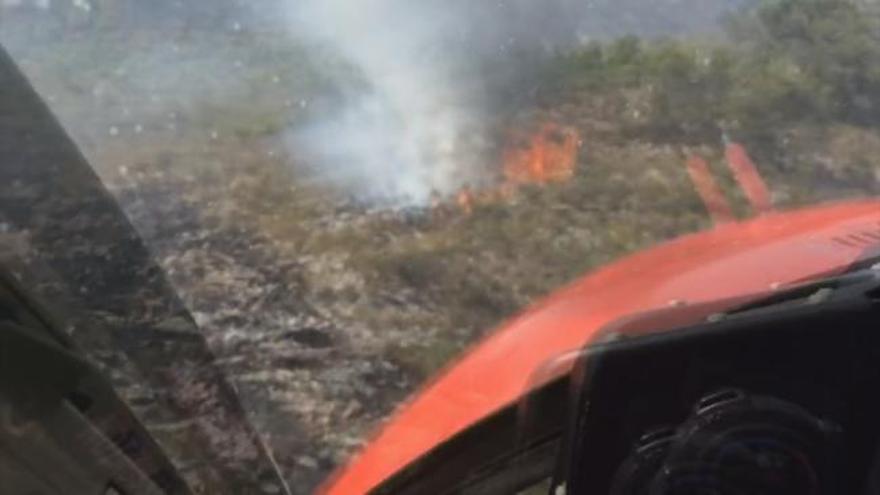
[550,0,880,142]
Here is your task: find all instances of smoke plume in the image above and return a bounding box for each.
[281,0,587,206]
[0,0,748,206]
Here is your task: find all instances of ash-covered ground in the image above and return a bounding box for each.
[104,145,418,490]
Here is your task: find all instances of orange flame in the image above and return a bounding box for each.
[456,185,474,215]
[503,123,580,185]
[446,122,581,215]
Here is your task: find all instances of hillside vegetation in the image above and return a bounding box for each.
[539,0,880,192]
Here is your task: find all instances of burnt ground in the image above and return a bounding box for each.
[101,141,416,491]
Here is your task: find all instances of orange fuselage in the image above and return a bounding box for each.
[322,199,880,495]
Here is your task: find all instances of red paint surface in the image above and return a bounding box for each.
[686,156,736,224]
[726,143,774,214]
[322,200,880,495]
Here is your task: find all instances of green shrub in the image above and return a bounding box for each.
[550,0,880,142]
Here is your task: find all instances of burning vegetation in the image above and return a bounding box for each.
[449,122,583,214]
[504,123,581,185]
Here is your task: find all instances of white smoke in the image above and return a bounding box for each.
[282,0,495,206]
[0,0,747,209]
[245,0,747,207]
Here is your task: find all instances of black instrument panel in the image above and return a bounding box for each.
[560,269,880,494]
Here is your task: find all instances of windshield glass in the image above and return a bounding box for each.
[1,1,879,494]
